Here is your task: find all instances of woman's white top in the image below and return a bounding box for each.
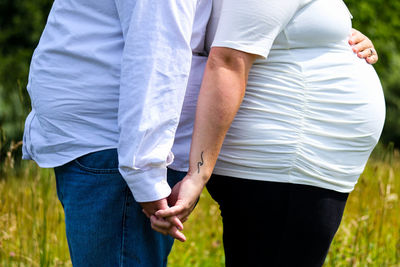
[171,0,385,193]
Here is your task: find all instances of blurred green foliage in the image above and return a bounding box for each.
[0,0,399,168]
[0,0,52,167]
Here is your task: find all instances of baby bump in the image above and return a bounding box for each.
[224,61,385,176]
[297,61,385,174]
[305,60,385,144]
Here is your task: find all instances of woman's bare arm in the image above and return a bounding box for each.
[151,47,257,231]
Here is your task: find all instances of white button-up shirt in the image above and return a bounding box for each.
[23,0,211,202]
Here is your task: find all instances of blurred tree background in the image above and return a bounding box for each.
[0,0,399,171]
[0,0,53,171]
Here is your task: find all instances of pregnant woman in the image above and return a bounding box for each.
[155,0,385,266]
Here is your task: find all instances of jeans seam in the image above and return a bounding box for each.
[120,187,129,267]
[54,169,64,207]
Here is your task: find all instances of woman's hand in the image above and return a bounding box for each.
[160,174,204,221]
[349,28,378,64]
[149,173,206,241]
[140,198,186,242]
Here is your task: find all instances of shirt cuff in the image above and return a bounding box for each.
[122,166,172,202]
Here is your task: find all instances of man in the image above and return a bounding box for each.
[22,0,211,266]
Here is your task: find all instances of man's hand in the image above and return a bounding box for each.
[349,28,378,64]
[140,198,186,242]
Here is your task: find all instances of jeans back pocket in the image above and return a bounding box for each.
[74,149,120,174]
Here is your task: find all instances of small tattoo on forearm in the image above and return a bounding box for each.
[197,151,204,174]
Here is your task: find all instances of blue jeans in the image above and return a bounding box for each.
[54,149,183,267]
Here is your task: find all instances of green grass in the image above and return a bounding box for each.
[0,148,399,266]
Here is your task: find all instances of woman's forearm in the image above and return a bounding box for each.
[187,47,257,183]
[151,47,257,230]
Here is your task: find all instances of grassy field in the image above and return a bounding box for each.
[0,146,399,266]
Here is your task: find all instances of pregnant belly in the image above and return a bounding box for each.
[222,56,385,174]
[305,57,385,144]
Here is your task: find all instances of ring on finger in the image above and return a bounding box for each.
[369,48,375,56]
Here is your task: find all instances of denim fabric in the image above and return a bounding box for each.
[166,168,187,185]
[54,149,182,267]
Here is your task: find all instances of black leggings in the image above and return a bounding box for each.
[206,174,349,267]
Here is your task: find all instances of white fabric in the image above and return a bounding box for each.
[171,0,386,193]
[22,0,211,202]
[170,55,208,171]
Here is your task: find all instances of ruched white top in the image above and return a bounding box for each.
[171,0,385,193]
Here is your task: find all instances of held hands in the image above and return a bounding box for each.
[145,173,206,242]
[140,198,186,242]
[349,28,378,64]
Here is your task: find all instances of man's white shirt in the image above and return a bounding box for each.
[23,0,211,202]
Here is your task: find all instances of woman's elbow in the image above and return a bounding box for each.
[207,47,257,72]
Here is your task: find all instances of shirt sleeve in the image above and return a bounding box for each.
[212,0,305,58]
[115,0,197,202]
